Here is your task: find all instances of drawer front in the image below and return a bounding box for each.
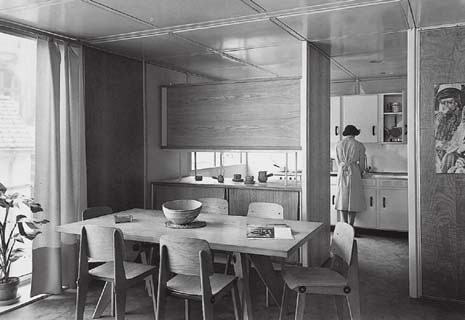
[378,179,408,188]
[362,178,377,187]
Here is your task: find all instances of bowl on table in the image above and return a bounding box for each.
[162,199,203,225]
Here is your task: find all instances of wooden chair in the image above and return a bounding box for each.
[76,225,157,320]
[247,202,284,307]
[198,198,232,274]
[279,222,360,320]
[157,235,242,320]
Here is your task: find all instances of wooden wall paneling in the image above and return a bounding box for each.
[84,47,144,212]
[301,42,331,267]
[419,26,465,301]
[164,78,301,149]
[152,185,225,210]
[228,188,299,220]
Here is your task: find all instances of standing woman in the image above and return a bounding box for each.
[335,125,367,227]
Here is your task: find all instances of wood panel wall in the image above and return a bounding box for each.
[163,78,300,149]
[84,47,144,212]
[420,26,465,300]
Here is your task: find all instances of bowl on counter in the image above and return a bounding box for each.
[162,199,202,225]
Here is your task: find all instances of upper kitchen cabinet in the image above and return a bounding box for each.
[380,93,406,144]
[161,78,301,150]
[330,96,341,143]
[342,95,378,143]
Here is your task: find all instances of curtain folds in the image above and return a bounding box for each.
[31,39,87,296]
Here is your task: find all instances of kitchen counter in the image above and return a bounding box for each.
[330,171,407,179]
[152,176,301,191]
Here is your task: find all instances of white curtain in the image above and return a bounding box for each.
[31,39,87,295]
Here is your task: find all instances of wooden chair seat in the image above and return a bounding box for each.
[167,273,236,298]
[89,261,156,282]
[282,266,347,289]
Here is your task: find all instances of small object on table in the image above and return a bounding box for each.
[164,220,207,229]
[162,199,202,225]
[195,175,203,181]
[114,214,133,223]
[244,175,255,184]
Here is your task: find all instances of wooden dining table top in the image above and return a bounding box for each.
[56,208,323,258]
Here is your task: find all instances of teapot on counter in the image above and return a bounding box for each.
[258,171,273,183]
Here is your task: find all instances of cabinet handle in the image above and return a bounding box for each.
[383,197,386,208]
[335,126,339,136]
[372,125,376,136]
[332,195,335,205]
[370,196,373,207]
[405,124,407,135]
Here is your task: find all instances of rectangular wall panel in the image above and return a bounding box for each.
[163,78,301,149]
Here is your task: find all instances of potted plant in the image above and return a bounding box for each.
[0,182,48,305]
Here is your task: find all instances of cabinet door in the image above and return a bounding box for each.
[378,188,408,231]
[330,96,341,143]
[342,95,378,143]
[330,183,339,226]
[152,184,225,210]
[354,188,377,229]
[228,188,299,220]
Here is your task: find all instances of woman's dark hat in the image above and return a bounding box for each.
[342,125,360,136]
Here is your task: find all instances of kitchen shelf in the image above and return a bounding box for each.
[381,93,406,144]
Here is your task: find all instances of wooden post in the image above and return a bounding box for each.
[300,41,331,267]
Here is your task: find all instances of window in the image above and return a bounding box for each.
[191,152,243,170]
[0,32,37,277]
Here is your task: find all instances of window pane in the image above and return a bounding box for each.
[0,32,37,277]
[193,152,215,169]
[222,152,242,166]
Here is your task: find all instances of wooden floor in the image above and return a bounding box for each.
[3,233,465,320]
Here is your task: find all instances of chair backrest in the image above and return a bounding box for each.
[82,206,113,220]
[80,225,125,262]
[330,222,354,266]
[247,202,284,220]
[198,198,228,215]
[160,235,213,277]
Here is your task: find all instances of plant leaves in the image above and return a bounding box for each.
[33,219,50,224]
[24,221,40,230]
[16,215,27,223]
[0,198,9,208]
[13,233,24,243]
[29,202,43,213]
[0,182,6,193]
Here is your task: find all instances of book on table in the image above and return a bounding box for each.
[246,224,294,239]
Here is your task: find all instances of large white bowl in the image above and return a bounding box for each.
[162,199,203,225]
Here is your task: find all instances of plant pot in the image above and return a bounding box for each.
[0,277,20,305]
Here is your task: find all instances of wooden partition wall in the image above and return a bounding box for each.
[85,47,144,212]
[420,26,465,301]
[161,78,300,150]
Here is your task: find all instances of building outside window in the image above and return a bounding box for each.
[0,32,37,278]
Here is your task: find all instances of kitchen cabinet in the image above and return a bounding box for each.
[342,94,378,143]
[330,96,341,143]
[227,188,299,220]
[380,93,406,144]
[378,179,408,231]
[330,178,339,225]
[152,185,226,210]
[330,176,407,231]
[355,183,378,229]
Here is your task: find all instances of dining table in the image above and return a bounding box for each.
[56,208,323,320]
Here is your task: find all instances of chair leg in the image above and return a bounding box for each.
[201,296,214,320]
[334,295,345,320]
[231,281,242,320]
[295,292,306,320]
[75,278,88,320]
[184,299,191,320]
[279,284,289,320]
[150,274,158,318]
[92,281,112,319]
[265,287,270,307]
[224,253,232,275]
[347,290,361,320]
[141,250,152,297]
[114,287,127,320]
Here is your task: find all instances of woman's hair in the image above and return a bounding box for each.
[342,125,360,136]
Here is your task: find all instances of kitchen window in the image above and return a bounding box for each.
[191,152,243,170]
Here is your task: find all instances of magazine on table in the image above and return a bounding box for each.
[246,223,294,239]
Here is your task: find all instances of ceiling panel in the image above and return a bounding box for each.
[253,0,377,12]
[331,62,355,81]
[96,34,210,61]
[278,1,408,41]
[0,0,51,11]
[178,20,297,51]
[0,0,149,39]
[94,0,256,28]
[156,53,276,80]
[226,42,301,68]
[409,0,465,28]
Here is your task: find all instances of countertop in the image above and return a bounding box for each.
[151,176,302,191]
[330,171,408,179]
